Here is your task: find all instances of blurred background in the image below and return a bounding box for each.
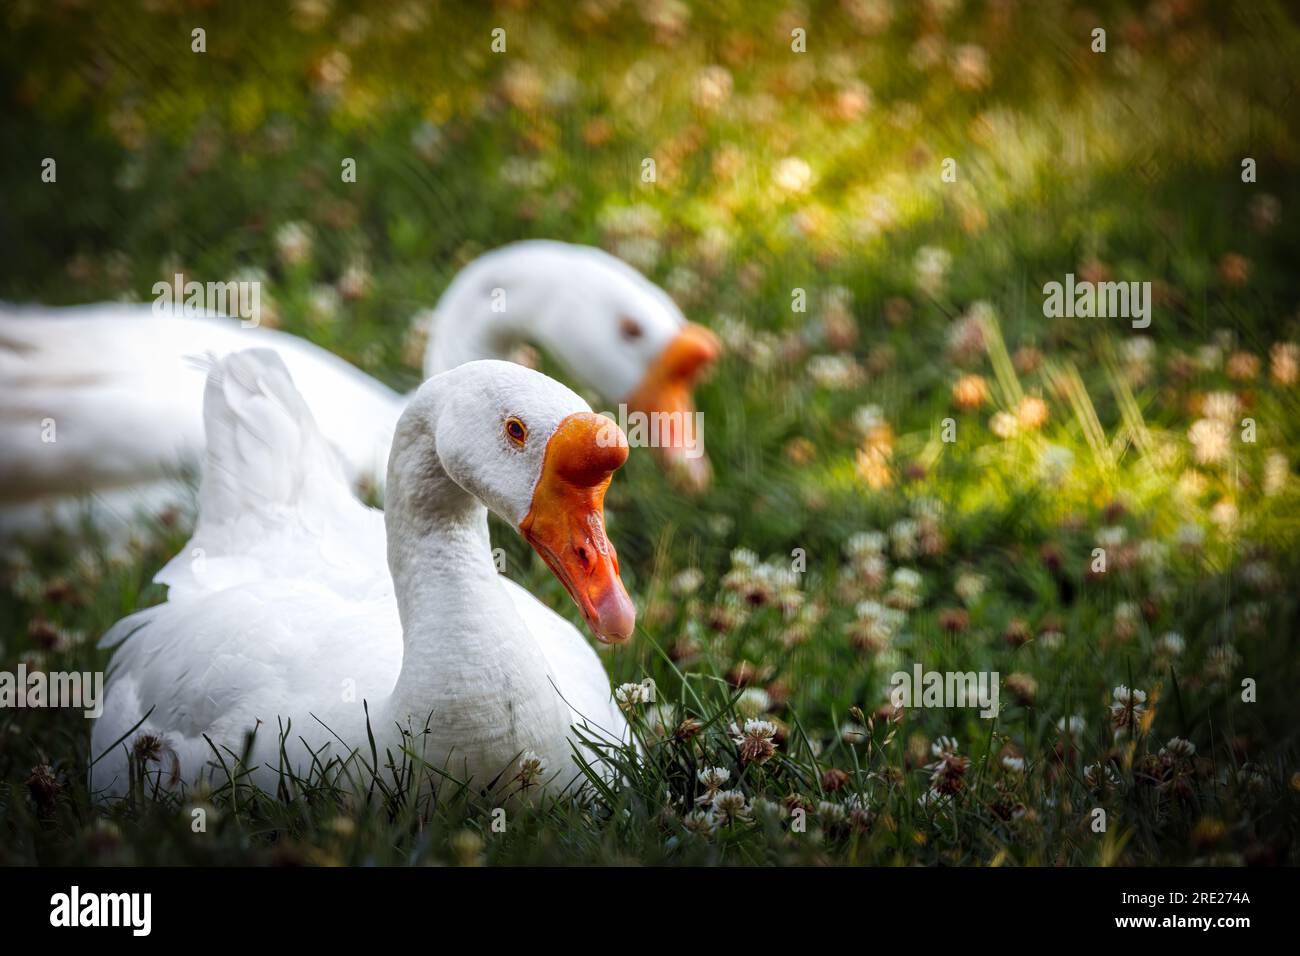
[2,0,1299,864]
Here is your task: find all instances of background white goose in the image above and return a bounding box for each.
[91,349,635,800]
[0,240,719,542]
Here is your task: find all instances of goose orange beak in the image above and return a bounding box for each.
[623,322,721,493]
[520,413,636,643]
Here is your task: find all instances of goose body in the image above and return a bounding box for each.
[0,304,403,538]
[91,350,635,799]
[1,241,718,542]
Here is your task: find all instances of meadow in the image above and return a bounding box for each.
[1,0,1299,865]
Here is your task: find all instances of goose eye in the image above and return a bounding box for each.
[619,317,644,340]
[504,416,528,447]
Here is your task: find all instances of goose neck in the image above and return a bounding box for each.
[379,390,566,753]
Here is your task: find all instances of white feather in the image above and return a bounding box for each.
[91,351,629,801]
[1,241,687,543]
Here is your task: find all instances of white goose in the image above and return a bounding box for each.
[90,349,636,800]
[0,240,719,542]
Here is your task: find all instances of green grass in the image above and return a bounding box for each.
[2,0,1300,865]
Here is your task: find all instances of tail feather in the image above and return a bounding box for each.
[197,348,349,522]
[155,349,373,599]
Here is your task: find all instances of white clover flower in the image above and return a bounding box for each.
[516,750,546,787]
[711,789,751,823]
[773,156,814,194]
[306,284,341,325]
[913,245,952,297]
[1177,468,1209,500]
[71,548,102,585]
[1205,644,1241,681]
[337,260,371,300]
[692,64,733,110]
[1096,526,1127,549]
[614,682,647,711]
[950,43,990,90]
[1210,500,1238,531]
[916,788,951,810]
[807,354,862,390]
[990,411,1019,439]
[1161,737,1196,760]
[1263,452,1288,496]
[910,496,944,521]
[1110,685,1148,737]
[732,718,776,742]
[499,156,552,189]
[886,567,924,609]
[931,735,960,758]
[670,567,704,596]
[1122,336,1156,364]
[909,34,945,72]
[611,236,662,272]
[401,310,433,367]
[1156,632,1185,656]
[1057,715,1087,737]
[758,561,799,594]
[1202,391,1241,423]
[852,553,889,591]
[696,766,731,791]
[1038,629,1064,650]
[1189,418,1232,465]
[1084,761,1120,791]
[1272,342,1300,385]
[682,809,719,836]
[736,687,772,718]
[891,567,923,592]
[1002,755,1026,774]
[730,718,778,765]
[953,569,987,605]
[853,404,886,434]
[817,800,847,825]
[889,519,919,558]
[1234,765,1268,793]
[1197,343,1223,371]
[846,530,888,558]
[845,792,872,813]
[643,704,676,741]
[1114,601,1140,627]
[1111,685,1147,707]
[273,221,314,266]
[852,600,905,647]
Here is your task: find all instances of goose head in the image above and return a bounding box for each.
[426,241,722,492]
[423,360,636,643]
[543,247,722,493]
[620,320,720,492]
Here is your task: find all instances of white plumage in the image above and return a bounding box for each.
[0,241,693,542]
[91,350,630,801]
